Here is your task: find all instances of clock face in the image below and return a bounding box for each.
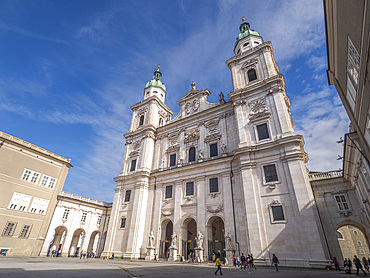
[252,100,265,112]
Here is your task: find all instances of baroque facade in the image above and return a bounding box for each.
[102,21,328,267]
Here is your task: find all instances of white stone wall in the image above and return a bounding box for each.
[40,193,110,257]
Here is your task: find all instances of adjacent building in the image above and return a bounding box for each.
[0,131,72,256]
[40,191,111,257]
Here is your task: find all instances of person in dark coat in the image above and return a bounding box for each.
[354,255,367,276]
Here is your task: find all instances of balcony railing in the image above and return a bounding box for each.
[60,191,111,206]
[308,170,343,181]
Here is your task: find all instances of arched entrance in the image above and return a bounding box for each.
[69,228,85,257]
[87,231,100,256]
[207,216,225,261]
[181,218,197,260]
[159,220,173,258]
[50,226,67,256]
[337,223,369,261]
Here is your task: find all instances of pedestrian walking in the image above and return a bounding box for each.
[363,257,369,272]
[236,256,240,267]
[215,255,223,275]
[333,257,341,271]
[233,256,236,267]
[347,258,353,274]
[80,251,83,259]
[354,255,367,276]
[247,254,254,273]
[240,253,246,271]
[250,253,256,269]
[272,254,279,272]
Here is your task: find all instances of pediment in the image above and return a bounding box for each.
[177,89,211,105]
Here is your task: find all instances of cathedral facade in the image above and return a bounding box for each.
[102,21,327,267]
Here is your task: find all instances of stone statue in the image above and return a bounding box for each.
[148,231,155,247]
[196,231,204,248]
[221,144,227,154]
[225,231,232,250]
[171,232,177,247]
[198,150,204,161]
[219,91,224,101]
[191,81,196,90]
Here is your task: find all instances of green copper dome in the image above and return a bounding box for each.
[234,20,260,50]
[145,68,166,91]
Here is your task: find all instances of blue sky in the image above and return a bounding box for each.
[1,0,349,202]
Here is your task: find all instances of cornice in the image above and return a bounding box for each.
[226,41,273,69]
[0,131,73,168]
[228,74,285,101]
[130,95,174,116]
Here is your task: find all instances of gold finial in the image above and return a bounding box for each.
[241,16,245,22]
[157,64,160,70]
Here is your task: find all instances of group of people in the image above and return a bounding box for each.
[215,253,280,275]
[79,251,96,259]
[333,255,369,275]
[232,253,257,273]
[50,249,62,257]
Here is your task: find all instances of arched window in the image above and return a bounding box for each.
[159,118,163,127]
[247,68,257,82]
[189,147,196,162]
[139,115,144,126]
[336,231,343,239]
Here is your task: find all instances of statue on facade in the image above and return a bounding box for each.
[221,144,227,154]
[198,150,204,161]
[225,231,232,250]
[219,91,225,103]
[196,231,204,249]
[148,231,155,247]
[171,232,177,247]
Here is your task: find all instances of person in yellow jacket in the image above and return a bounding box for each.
[215,256,223,275]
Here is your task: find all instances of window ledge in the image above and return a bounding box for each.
[209,192,220,198]
[338,210,352,217]
[264,181,281,189]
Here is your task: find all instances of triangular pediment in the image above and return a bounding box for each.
[177,89,211,105]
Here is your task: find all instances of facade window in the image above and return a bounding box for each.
[354,230,358,236]
[22,169,32,181]
[21,169,41,184]
[30,172,40,183]
[335,195,349,211]
[165,185,173,199]
[124,190,131,202]
[257,123,270,140]
[3,222,16,236]
[120,217,126,228]
[40,175,57,188]
[189,147,196,162]
[19,225,31,238]
[271,205,285,222]
[139,115,144,126]
[9,193,32,212]
[169,154,176,167]
[237,49,240,55]
[263,164,278,183]
[81,212,87,223]
[186,182,194,196]
[159,118,164,127]
[243,42,249,47]
[209,178,219,193]
[62,209,70,220]
[210,143,218,157]
[97,215,102,225]
[130,159,137,172]
[41,175,49,186]
[336,231,344,239]
[247,68,257,82]
[360,249,365,255]
[358,240,362,246]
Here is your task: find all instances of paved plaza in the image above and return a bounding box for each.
[0,257,364,278]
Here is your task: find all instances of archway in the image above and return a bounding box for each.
[50,226,67,256]
[159,220,173,258]
[337,223,369,261]
[96,231,107,258]
[87,230,100,256]
[181,218,197,259]
[68,228,85,257]
[207,216,225,261]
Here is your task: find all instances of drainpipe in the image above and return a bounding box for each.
[230,155,240,256]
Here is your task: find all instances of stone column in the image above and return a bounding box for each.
[196,176,206,261]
